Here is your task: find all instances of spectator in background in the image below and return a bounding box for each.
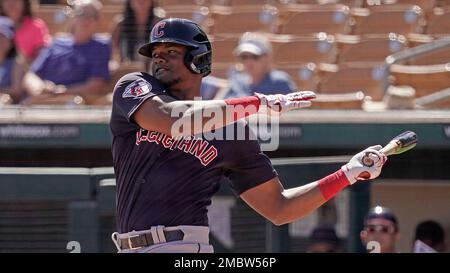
[224,32,297,98]
[111,0,162,64]
[413,220,446,253]
[23,0,110,102]
[306,225,342,253]
[360,206,400,253]
[0,16,26,104]
[0,0,50,63]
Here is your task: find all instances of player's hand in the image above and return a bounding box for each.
[341,145,387,184]
[254,91,316,115]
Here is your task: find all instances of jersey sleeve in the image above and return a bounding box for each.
[110,72,166,136]
[223,124,278,195]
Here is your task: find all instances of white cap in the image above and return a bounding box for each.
[234,32,272,56]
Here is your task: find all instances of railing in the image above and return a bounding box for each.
[382,36,450,93]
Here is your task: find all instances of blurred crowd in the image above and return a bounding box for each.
[0,0,299,106]
[306,205,446,253]
[0,0,447,108]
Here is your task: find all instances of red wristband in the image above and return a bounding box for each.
[318,169,351,201]
[224,96,261,120]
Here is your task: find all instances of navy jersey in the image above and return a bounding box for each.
[110,72,278,233]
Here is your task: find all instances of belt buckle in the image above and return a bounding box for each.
[127,234,142,250]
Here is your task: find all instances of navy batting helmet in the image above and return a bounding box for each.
[138,18,212,77]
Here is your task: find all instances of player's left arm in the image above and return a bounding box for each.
[240,146,387,226]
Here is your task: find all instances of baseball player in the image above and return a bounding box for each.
[110,18,387,253]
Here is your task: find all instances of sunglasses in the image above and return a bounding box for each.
[365,225,395,234]
[239,54,262,61]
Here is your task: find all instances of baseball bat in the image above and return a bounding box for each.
[362,130,418,167]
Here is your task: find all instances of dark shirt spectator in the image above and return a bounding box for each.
[23,0,111,101]
[307,225,342,253]
[31,35,110,86]
[413,220,446,253]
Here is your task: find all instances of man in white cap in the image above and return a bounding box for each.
[225,32,296,98]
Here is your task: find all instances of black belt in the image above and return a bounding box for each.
[119,230,185,250]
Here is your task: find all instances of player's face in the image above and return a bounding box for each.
[360,222,398,253]
[151,43,192,88]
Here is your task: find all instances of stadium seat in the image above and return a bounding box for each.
[277,4,352,35]
[389,63,450,97]
[98,7,124,33]
[275,63,320,91]
[426,7,450,35]
[210,34,241,63]
[415,87,450,108]
[100,0,125,8]
[21,94,86,106]
[406,34,450,65]
[309,91,366,109]
[361,0,438,16]
[159,0,209,6]
[351,5,425,35]
[214,0,272,6]
[272,33,338,65]
[83,94,113,106]
[104,61,144,94]
[317,62,385,100]
[161,5,211,31]
[35,5,71,35]
[336,33,407,63]
[36,4,123,35]
[210,62,238,78]
[210,5,279,34]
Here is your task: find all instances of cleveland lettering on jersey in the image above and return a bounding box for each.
[135,129,218,166]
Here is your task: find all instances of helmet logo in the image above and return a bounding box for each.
[153,21,166,39]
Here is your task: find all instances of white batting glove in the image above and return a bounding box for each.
[341,145,387,184]
[255,91,316,115]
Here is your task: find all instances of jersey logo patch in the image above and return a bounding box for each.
[123,79,152,99]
